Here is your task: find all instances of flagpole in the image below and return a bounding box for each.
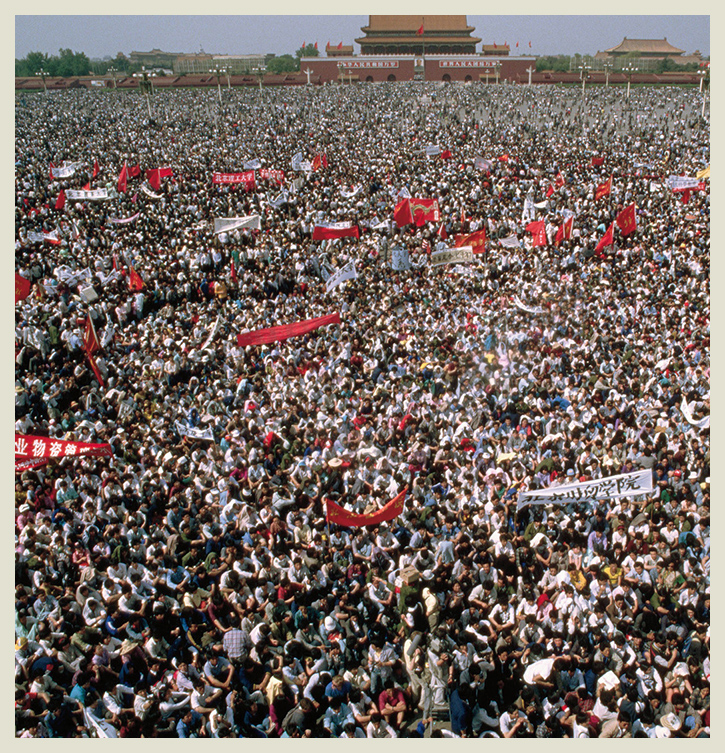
[422,17,426,81]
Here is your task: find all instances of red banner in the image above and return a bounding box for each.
[526,220,547,247]
[326,488,407,527]
[15,434,113,461]
[258,168,285,185]
[236,312,340,348]
[212,172,256,190]
[312,224,359,241]
[15,274,32,302]
[15,457,49,474]
[409,198,440,227]
[455,228,487,253]
[146,167,173,191]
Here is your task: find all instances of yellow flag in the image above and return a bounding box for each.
[697,166,710,180]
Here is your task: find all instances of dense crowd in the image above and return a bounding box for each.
[15,79,709,737]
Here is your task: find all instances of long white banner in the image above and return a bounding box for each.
[517,469,653,510]
[512,294,545,314]
[213,215,262,234]
[666,175,700,191]
[175,421,215,442]
[431,247,473,267]
[325,261,357,293]
[141,184,163,199]
[66,189,110,201]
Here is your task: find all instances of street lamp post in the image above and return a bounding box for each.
[108,66,118,89]
[35,68,48,94]
[494,62,502,85]
[211,66,223,104]
[338,62,345,85]
[622,65,638,99]
[603,62,613,88]
[304,67,313,85]
[132,71,152,118]
[252,65,266,91]
[526,65,535,86]
[578,64,591,94]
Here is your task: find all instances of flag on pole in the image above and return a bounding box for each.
[595,222,615,253]
[595,176,612,200]
[83,316,104,386]
[438,223,448,241]
[128,265,145,292]
[526,220,547,247]
[117,161,128,193]
[55,190,66,210]
[591,156,605,167]
[416,24,424,36]
[455,228,487,253]
[554,216,573,246]
[394,199,413,227]
[15,274,32,302]
[92,160,100,179]
[615,203,637,236]
[326,488,407,527]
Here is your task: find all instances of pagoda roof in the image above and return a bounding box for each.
[356,35,481,46]
[361,15,475,33]
[604,37,685,55]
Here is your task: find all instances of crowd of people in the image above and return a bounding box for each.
[15,79,709,737]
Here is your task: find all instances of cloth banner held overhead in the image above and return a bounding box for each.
[15,457,49,474]
[109,213,140,224]
[212,172,256,190]
[259,168,285,184]
[499,235,521,249]
[680,397,710,430]
[243,158,262,170]
[474,156,493,172]
[312,222,360,241]
[15,434,113,461]
[512,294,545,314]
[237,312,340,348]
[666,175,701,191]
[521,190,536,224]
[213,215,262,234]
[431,246,473,267]
[141,184,163,199]
[175,422,216,442]
[517,469,653,510]
[66,189,110,201]
[200,314,222,351]
[325,261,357,293]
[326,488,407,527]
[391,247,411,270]
[425,145,441,157]
[50,164,77,179]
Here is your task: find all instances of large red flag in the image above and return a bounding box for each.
[55,190,66,210]
[237,313,340,348]
[526,220,547,247]
[455,228,487,253]
[595,222,615,253]
[591,156,605,167]
[117,161,128,193]
[440,149,452,160]
[146,169,161,191]
[394,199,413,227]
[128,164,141,178]
[83,316,104,386]
[326,488,407,527]
[128,266,145,292]
[92,160,100,179]
[15,274,32,302]
[595,177,612,201]
[409,198,440,227]
[438,223,448,241]
[554,216,574,247]
[615,203,637,236]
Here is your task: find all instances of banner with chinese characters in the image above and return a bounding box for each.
[326,488,407,527]
[517,469,653,510]
[431,246,473,267]
[212,171,256,190]
[65,189,110,201]
[15,434,113,462]
[325,261,357,293]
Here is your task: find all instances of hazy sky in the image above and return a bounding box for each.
[16,13,709,61]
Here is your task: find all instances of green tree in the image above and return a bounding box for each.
[295,43,319,61]
[266,54,298,74]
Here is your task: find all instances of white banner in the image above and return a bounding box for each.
[512,294,545,315]
[213,215,262,234]
[290,177,305,194]
[109,213,140,224]
[680,397,710,430]
[200,314,222,351]
[391,247,411,271]
[517,469,653,510]
[499,235,521,248]
[431,247,473,267]
[371,219,393,232]
[57,267,93,288]
[474,156,493,171]
[290,152,304,171]
[141,184,163,199]
[325,261,357,293]
[66,189,110,201]
[425,145,441,157]
[666,175,700,191]
[243,158,262,170]
[175,421,215,442]
[50,165,76,179]
[341,185,363,199]
[522,190,536,224]
[268,190,289,209]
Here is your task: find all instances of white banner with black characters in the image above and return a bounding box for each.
[325,261,357,293]
[666,175,700,191]
[391,247,411,271]
[213,215,261,234]
[517,469,653,510]
[680,397,710,430]
[66,189,110,201]
[431,246,473,267]
[499,235,521,249]
[200,314,222,352]
[175,421,215,442]
[512,294,545,315]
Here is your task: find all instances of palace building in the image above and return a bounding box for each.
[355,15,481,55]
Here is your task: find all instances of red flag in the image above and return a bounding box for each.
[321,153,328,168]
[92,160,100,179]
[83,316,104,387]
[128,265,145,292]
[493,41,497,48]
[82,182,91,191]
[595,177,612,201]
[529,41,532,48]
[117,161,128,193]
[237,312,340,348]
[499,154,509,162]
[312,155,322,172]
[438,223,448,241]
[230,258,238,283]
[302,40,306,49]
[455,228,487,253]
[128,164,141,178]
[526,220,547,247]
[55,190,66,210]
[555,173,565,188]
[615,203,637,236]
[314,41,318,50]
[680,189,691,204]
[591,156,605,167]
[409,198,440,227]
[15,274,32,302]
[337,41,343,50]
[326,488,407,527]
[312,223,360,241]
[416,24,424,36]
[516,41,519,48]
[48,161,55,181]
[440,149,452,160]
[394,199,413,227]
[147,169,161,191]
[554,217,573,247]
[595,222,615,253]
[546,184,555,198]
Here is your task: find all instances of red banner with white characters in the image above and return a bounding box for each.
[15,457,49,473]
[258,168,285,185]
[312,223,360,241]
[15,434,113,461]
[212,172,256,190]
[236,313,340,348]
[326,488,407,527]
